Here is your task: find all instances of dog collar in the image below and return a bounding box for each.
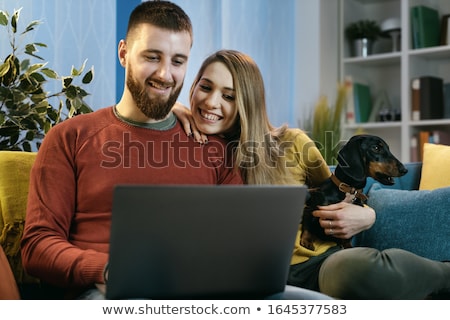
[330,174,368,202]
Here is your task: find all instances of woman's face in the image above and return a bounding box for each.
[190,62,237,135]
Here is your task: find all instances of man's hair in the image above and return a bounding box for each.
[127,0,193,43]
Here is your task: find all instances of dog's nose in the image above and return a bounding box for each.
[399,164,408,176]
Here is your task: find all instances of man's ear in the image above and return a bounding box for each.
[118,39,127,67]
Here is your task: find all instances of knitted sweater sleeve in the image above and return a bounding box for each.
[21,121,108,289]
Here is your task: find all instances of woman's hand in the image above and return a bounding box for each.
[172,101,208,144]
[312,201,376,239]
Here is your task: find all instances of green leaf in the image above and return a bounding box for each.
[29,72,46,83]
[11,8,21,33]
[22,20,41,34]
[71,65,80,77]
[0,11,8,26]
[25,130,35,141]
[0,61,10,77]
[33,42,47,48]
[65,85,78,99]
[20,59,30,71]
[44,120,52,133]
[25,43,37,55]
[41,68,58,79]
[82,68,94,84]
[62,76,73,88]
[71,59,87,77]
[26,63,46,74]
[23,141,32,152]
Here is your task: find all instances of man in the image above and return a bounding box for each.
[21,1,241,299]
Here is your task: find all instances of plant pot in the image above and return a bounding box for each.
[350,38,373,57]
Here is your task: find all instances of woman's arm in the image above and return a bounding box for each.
[172,102,208,144]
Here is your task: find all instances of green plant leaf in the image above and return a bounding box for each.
[65,85,78,99]
[0,61,10,77]
[62,76,73,88]
[26,62,46,74]
[11,8,21,33]
[41,68,58,79]
[0,8,92,151]
[23,141,31,152]
[0,11,8,26]
[82,68,94,84]
[25,130,35,141]
[22,20,41,34]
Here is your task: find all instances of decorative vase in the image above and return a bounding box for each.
[351,38,373,57]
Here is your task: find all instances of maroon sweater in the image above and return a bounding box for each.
[21,107,242,294]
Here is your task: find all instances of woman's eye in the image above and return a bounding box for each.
[199,84,211,91]
[223,94,235,101]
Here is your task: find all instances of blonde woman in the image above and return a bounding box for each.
[175,49,450,299]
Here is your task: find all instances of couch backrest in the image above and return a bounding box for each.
[0,151,38,285]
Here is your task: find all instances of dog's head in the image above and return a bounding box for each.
[335,134,408,188]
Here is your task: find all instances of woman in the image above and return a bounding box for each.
[174,49,450,299]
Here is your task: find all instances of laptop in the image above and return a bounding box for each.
[106,184,307,300]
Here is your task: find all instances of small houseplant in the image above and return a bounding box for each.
[345,20,382,56]
[303,81,350,165]
[0,8,94,151]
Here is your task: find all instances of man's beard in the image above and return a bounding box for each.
[126,68,182,120]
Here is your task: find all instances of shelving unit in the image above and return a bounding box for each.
[340,0,450,162]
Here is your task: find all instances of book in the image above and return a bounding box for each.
[440,14,450,45]
[411,78,420,121]
[410,135,419,162]
[444,83,450,118]
[418,130,430,161]
[410,5,441,49]
[353,82,372,123]
[412,76,444,120]
[344,76,355,124]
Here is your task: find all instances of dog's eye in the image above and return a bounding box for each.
[372,145,381,152]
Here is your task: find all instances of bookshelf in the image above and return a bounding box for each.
[340,0,450,162]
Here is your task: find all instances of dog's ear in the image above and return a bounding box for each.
[336,135,367,184]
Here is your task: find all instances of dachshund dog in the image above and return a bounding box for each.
[300,134,408,251]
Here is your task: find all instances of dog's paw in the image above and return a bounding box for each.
[300,241,315,251]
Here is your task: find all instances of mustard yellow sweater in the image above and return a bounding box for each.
[279,128,337,265]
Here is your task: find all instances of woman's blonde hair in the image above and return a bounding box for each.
[189,49,295,185]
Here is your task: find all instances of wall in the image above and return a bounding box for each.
[0,0,339,129]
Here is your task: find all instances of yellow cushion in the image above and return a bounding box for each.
[0,151,37,283]
[419,143,450,190]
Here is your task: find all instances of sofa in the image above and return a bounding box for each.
[0,148,449,299]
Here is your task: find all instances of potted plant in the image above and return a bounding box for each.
[0,8,94,152]
[345,20,382,57]
[303,81,350,165]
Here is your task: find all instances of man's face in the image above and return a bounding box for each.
[120,24,191,120]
